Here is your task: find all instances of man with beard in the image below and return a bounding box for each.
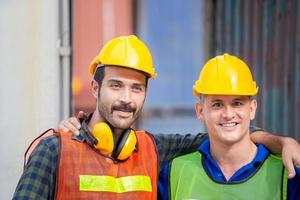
[13,36,300,200]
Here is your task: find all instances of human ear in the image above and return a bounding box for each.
[195,102,205,121]
[91,80,99,99]
[250,99,257,120]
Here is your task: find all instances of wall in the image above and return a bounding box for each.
[72,0,133,114]
[0,0,61,198]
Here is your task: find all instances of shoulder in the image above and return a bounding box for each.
[34,134,60,153]
[136,130,155,140]
[26,134,60,165]
[14,135,59,199]
[135,131,157,149]
[173,151,200,162]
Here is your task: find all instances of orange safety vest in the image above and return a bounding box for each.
[55,131,158,200]
[24,129,59,167]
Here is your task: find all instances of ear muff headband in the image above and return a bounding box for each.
[92,122,137,160]
[114,129,137,161]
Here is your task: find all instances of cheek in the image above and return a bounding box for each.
[133,93,146,107]
[202,109,218,124]
[236,110,251,120]
[98,90,115,106]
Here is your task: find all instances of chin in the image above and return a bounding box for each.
[222,138,241,145]
[112,120,134,130]
[218,130,243,143]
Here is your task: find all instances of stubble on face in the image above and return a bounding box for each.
[97,97,143,130]
[95,67,147,131]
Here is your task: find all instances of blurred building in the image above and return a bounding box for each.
[205,0,300,139]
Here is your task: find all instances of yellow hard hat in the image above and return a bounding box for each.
[193,53,258,96]
[89,35,157,78]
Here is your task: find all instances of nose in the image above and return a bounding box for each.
[119,87,132,103]
[221,105,236,120]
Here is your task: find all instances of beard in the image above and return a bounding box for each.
[97,100,142,130]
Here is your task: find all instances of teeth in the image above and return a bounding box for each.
[221,122,236,127]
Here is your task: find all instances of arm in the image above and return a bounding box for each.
[151,126,265,172]
[152,133,208,172]
[58,115,300,178]
[251,131,300,178]
[13,135,59,199]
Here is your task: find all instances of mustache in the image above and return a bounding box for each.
[111,103,136,113]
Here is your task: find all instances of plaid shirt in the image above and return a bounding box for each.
[13,126,261,199]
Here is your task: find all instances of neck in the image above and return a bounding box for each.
[88,111,102,132]
[210,135,257,181]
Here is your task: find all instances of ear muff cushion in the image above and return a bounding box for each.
[114,129,137,160]
[92,122,114,155]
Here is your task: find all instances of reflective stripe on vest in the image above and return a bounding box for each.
[80,175,152,192]
[56,131,158,200]
[170,152,287,200]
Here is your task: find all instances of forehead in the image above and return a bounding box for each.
[103,66,147,84]
[204,95,251,102]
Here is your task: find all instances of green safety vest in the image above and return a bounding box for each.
[170,151,288,200]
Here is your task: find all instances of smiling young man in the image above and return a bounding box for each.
[160,53,300,200]
[14,37,300,200]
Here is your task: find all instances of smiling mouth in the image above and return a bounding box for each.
[114,110,133,118]
[219,122,238,127]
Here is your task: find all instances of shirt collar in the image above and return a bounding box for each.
[198,138,270,167]
[71,113,97,147]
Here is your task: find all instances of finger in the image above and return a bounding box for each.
[78,111,88,119]
[73,130,80,136]
[69,117,81,129]
[282,156,296,179]
[58,120,69,132]
[58,119,79,134]
[58,126,69,133]
[291,152,300,167]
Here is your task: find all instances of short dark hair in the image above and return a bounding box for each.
[94,66,105,86]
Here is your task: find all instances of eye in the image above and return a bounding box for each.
[132,85,145,93]
[110,82,122,89]
[212,102,223,108]
[233,101,243,107]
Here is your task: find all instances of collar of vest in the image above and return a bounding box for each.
[75,113,98,147]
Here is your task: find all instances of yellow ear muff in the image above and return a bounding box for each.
[92,122,114,155]
[116,129,137,161]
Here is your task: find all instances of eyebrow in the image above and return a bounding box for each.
[107,79,123,84]
[210,99,222,103]
[210,97,245,102]
[132,83,146,88]
[107,79,146,88]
